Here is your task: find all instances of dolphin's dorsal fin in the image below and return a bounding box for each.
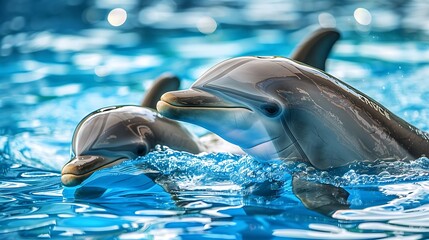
[291,28,340,71]
[141,73,181,108]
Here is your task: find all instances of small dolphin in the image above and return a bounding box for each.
[157,36,429,170]
[61,105,205,186]
[61,75,204,186]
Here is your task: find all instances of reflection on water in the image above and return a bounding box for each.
[3,151,429,238]
[2,0,429,239]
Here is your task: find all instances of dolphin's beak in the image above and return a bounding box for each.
[61,155,127,187]
[157,89,245,119]
[158,89,230,107]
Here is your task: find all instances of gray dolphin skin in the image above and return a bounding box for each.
[61,105,203,186]
[291,27,340,71]
[141,73,180,108]
[157,57,429,170]
[61,74,205,187]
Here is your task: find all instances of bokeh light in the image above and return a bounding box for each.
[318,12,336,28]
[354,7,372,25]
[107,8,127,27]
[196,16,217,34]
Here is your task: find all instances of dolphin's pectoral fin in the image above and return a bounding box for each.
[292,175,350,216]
[141,73,181,108]
[290,28,340,71]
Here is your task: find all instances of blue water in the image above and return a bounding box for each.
[2,0,429,239]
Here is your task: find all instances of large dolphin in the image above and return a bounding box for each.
[157,38,429,171]
[155,30,429,215]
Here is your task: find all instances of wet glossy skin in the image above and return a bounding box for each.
[157,56,429,170]
[61,106,202,186]
[61,29,341,187]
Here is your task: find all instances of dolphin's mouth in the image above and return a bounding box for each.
[157,88,251,118]
[160,88,249,108]
[157,100,247,113]
[61,155,127,187]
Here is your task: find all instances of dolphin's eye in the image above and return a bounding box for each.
[136,144,147,155]
[260,102,280,117]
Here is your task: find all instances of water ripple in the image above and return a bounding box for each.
[0,181,29,188]
[0,218,56,234]
[21,171,61,178]
[135,210,184,216]
[359,222,429,233]
[57,216,130,232]
[334,205,429,221]
[0,195,16,203]
[273,223,387,239]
